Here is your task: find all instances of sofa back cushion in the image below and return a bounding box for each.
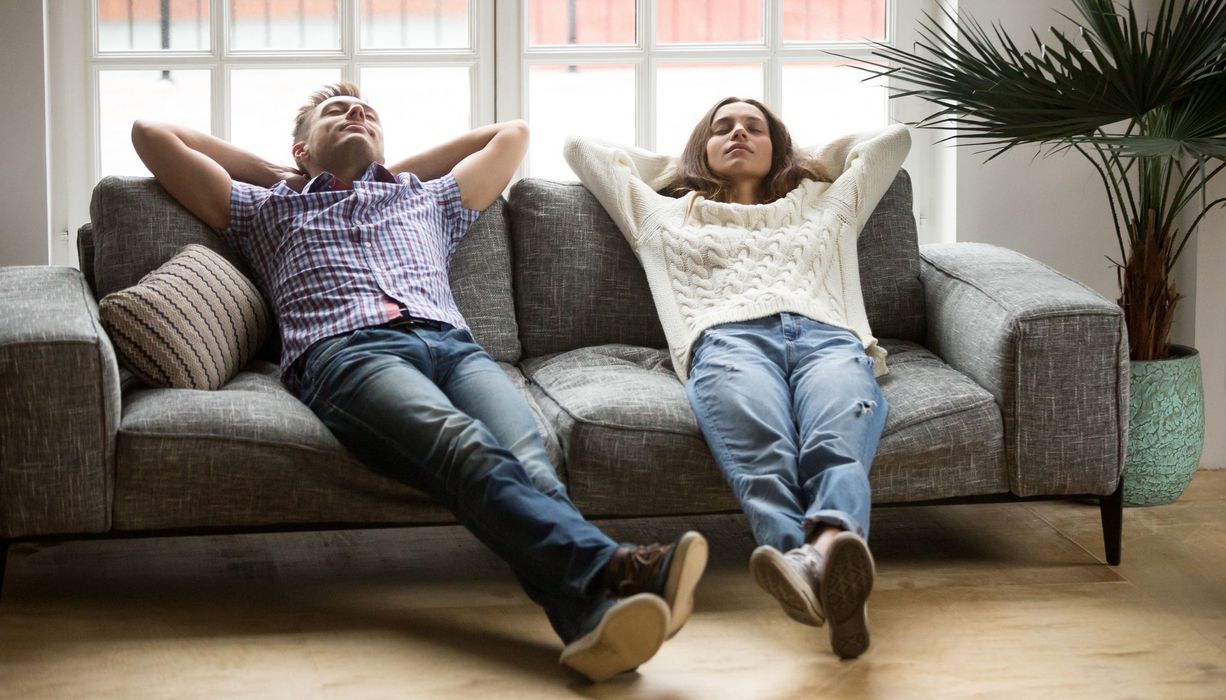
[507,170,925,358]
[507,179,668,358]
[88,176,521,363]
[861,169,925,342]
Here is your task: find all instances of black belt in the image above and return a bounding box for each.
[385,312,445,332]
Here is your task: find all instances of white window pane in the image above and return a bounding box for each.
[783,0,887,42]
[528,64,635,180]
[99,70,211,177]
[360,0,469,49]
[657,0,761,44]
[230,0,340,51]
[528,0,635,46]
[359,67,472,166]
[782,63,888,147]
[230,68,343,168]
[357,0,468,49]
[655,64,763,156]
[98,0,210,52]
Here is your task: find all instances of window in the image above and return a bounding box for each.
[88,0,493,178]
[506,0,898,180]
[53,1,931,266]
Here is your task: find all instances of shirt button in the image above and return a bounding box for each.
[364,242,372,249]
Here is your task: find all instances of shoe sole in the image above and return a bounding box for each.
[820,532,875,659]
[559,593,669,683]
[663,531,708,639]
[749,545,824,627]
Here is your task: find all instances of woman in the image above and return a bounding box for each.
[564,97,909,659]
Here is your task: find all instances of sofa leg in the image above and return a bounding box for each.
[0,538,8,602]
[1099,479,1124,565]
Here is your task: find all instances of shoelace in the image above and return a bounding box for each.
[609,543,672,597]
[785,545,824,587]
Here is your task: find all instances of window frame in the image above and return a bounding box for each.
[50,0,939,267]
[84,0,495,182]
[497,0,936,241]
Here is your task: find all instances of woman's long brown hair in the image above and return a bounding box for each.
[664,97,832,205]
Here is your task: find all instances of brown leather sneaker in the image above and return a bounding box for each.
[750,544,825,627]
[596,531,708,639]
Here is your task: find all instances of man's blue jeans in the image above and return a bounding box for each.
[298,322,620,643]
[686,314,888,552]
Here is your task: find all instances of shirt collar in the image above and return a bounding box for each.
[303,161,397,193]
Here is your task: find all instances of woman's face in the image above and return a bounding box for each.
[704,102,773,183]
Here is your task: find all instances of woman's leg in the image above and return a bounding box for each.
[790,320,887,543]
[685,318,808,552]
[789,317,887,659]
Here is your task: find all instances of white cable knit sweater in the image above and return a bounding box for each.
[563,124,911,383]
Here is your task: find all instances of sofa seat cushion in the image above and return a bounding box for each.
[113,360,556,531]
[872,340,1006,501]
[522,339,1006,516]
[521,345,733,516]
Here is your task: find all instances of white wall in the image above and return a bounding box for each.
[1182,184,1226,470]
[0,0,52,266]
[949,0,1223,469]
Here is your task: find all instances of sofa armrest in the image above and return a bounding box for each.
[919,243,1128,497]
[0,266,119,537]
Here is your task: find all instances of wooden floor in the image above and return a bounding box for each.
[2,473,1225,699]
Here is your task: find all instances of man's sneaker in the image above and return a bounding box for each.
[597,531,708,639]
[559,593,670,683]
[749,544,825,627]
[819,531,875,659]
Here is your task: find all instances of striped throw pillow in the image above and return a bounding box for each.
[99,244,271,390]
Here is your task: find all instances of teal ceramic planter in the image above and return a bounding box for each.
[1123,344,1205,506]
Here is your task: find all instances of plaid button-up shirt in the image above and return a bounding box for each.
[222,162,481,391]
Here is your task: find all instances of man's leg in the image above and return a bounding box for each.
[299,327,705,679]
[299,328,618,642]
[436,327,706,643]
[440,334,568,501]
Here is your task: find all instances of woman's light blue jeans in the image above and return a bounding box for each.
[686,313,888,552]
[297,322,620,643]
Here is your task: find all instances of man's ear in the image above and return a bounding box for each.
[292,141,309,166]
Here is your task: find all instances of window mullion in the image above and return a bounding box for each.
[213,0,226,139]
[765,0,781,113]
[640,0,655,150]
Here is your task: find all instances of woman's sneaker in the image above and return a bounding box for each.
[819,532,875,659]
[559,593,670,683]
[749,544,825,627]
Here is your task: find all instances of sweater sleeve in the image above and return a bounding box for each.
[808,124,911,231]
[563,136,675,243]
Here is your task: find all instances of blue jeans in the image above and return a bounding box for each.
[298,322,620,643]
[686,314,887,551]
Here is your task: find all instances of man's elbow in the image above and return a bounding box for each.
[503,119,530,147]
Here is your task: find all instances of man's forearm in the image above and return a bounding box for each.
[388,123,513,180]
[140,122,294,187]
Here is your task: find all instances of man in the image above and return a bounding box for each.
[131,82,707,683]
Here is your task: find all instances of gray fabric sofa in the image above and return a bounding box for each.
[0,171,1129,595]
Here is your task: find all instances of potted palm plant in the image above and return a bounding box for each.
[853,0,1223,504]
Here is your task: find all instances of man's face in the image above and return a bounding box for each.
[294,95,385,174]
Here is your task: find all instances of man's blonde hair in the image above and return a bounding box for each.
[292,80,363,144]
